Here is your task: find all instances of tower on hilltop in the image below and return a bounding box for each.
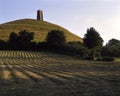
[37,10,43,21]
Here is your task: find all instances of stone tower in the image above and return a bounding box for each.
[37,10,43,21]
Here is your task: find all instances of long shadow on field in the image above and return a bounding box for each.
[14,62,71,85]
[0,60,120,96]
[0,74,120,96]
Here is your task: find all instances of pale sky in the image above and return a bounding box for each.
[0,0,120,44]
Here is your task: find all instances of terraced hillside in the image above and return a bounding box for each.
[0,19,82,42]
[0,51,120,96]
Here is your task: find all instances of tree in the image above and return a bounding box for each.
[9,32,19,49]
[9,32,18,42]
[18,30,34,49]
[101,38,120,57]
[83,27,103,59]
[64,42,89,59]
[18,30,34,43]
[0,40,7,50]
[46,30,66,48]
[9,30,34,50]
[106,38,120,47]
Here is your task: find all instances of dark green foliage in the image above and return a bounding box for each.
[46,31,88,58]
[46,30,88,58]
[68,41,83,47]
[9,32,19,49]
[46,30,66,47]
[101,38,120,57]
[9,30,34,50]
[9,32,18,43]
[97,57,115,62]
[57,42,89,59]
[85,56,94,60]
[101,46,120,57]
[0,40,7,50]
[106,38,120,47]
[18,30,34,44]
[83,27,103,49]
[83,27,103,60]
[101,57,115,62]
[37,42,49,50]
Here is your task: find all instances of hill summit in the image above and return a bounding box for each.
[0,19,82,42]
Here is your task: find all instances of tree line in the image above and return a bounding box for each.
[0,30,35,50]
[0,28,120,60]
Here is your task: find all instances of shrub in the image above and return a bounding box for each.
[85,56,94,60]
[60,43,89,59]
[96,57,102,61]
[8,30,34,50]
[46,30,66,47]
[101,57,115,61]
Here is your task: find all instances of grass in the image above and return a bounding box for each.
[0,51,120,96]
[115,58,120,62]
[0,19,83,42]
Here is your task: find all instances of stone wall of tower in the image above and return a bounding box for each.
[37,10,43,21]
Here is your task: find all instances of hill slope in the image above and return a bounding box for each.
[0,19,82,42]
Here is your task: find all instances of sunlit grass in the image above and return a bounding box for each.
[3,70,11,79]
[15,70,28,79]
[115,58,120,62]
[0,19,83,42]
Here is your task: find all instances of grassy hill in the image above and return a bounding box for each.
[0,19,83,42]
